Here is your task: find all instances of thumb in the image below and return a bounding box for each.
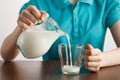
[86,44,94,50]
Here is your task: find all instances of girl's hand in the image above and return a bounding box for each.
[17,5,49,30]
[84,44,102,72]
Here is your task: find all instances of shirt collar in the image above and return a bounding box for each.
[53,0,94,9]
[80,0,94,5]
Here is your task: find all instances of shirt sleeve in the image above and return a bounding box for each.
[106,0,120,28]
[19,0,39,14]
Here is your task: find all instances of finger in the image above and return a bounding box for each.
[86,44,94,50]
[18,15,33,26]
[17,21,29,30]
[85,61,101,67]
[85,66,100,72]
[27,5,41,21]
[40,11,49,21]
[86,50,99,56]
[22,9,37,24]
[84,55,101,62]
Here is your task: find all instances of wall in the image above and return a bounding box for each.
[0,0,117,61]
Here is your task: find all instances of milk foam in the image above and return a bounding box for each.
[62,65,80,73]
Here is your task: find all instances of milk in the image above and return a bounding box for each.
[61,34,83,74]
[17,30,64,58]
[65,34,72,66]
[62,65,80,74]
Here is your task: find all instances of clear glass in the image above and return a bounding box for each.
[17,18,65,59]
[58,43,84,75]
[30,18,63,33]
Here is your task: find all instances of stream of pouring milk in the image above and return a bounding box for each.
[64,33,72,66]
[62,32,80,74]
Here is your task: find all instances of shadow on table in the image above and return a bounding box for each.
[0,61,22,80]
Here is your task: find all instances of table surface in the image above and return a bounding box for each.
[0,61,120,80]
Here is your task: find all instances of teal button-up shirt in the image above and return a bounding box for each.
[19,0,120,61]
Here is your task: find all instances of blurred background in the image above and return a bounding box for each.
[0,0,117,61]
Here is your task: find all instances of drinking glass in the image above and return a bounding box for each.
[58,43,84,75]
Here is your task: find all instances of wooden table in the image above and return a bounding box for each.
[0,61,120,80]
